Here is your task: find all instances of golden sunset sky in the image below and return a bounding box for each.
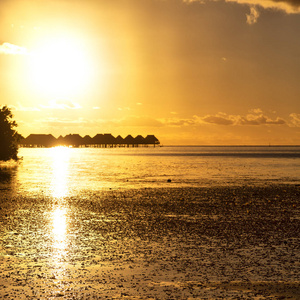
[1,0,299,145]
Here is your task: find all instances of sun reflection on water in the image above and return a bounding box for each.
[51,206,69,281]
[52,207,67,250]
[50,206,69,282]
[49,146,71,276]
[50,146,71,198]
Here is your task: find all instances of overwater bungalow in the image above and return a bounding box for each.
[19,133,160,148]
[83,135,93,147]
[63,134,83,147]
[124,134,135,147]
[19,134,56,148]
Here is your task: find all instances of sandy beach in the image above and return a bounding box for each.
[0,184,299,299]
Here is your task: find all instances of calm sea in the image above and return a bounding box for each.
[1,146,300,197]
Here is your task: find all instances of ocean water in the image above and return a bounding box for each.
[1,146,299,298]
[1,146,299,198]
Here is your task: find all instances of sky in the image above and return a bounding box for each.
[0,0,300,145]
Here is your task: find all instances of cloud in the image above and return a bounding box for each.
[184,1,300,23]
[225,0,300,14]
[159,111,287,127]
[159,117,197,127]
[86,116,163,128]
[198,112,286,125]
[36,117,88,127]
[0,42,29,55]
[30,115,163,129]
[12,103,40,112]
[184,0,206,3]
[246,6,260,24]
[202,115,234,125]
[40,100,82,110]
[289,113,300,127]
[118,107,131,111]
[237,114,286,125]
[116,116,163,127]
[249,108,263,114]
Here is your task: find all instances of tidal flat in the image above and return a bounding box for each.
[0,185,299,299]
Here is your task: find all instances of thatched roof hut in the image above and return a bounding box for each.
[92,134,105,144]
[124,134,135,145]
[144,135,160,145]
[83,135,93,145]
[64,134,83,147]
[134,135,145,144]
[115,135,124,144]
[20,134,56,147]
[19,133,160,147]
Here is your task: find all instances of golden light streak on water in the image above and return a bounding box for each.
[51,206,69,279]
[50,146,70,198]
[52,207,67,249]
[49,146,71,278]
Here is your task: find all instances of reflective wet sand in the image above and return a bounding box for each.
[0,185,299,299]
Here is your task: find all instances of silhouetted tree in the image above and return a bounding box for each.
[0,106,22,161]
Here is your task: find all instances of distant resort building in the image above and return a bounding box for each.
[19,133,160,148]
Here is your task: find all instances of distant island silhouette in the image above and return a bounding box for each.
[19,134,160,148]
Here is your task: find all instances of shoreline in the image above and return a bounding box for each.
[1,184,299,298]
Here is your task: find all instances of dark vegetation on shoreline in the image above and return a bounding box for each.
[0,106,22,161]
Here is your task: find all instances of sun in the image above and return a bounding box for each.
[29,35,93,98]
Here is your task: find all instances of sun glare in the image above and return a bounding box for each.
[51,206,68,269]
[52,207,67,245]
[29,36,93,97]
[50,146,71,198]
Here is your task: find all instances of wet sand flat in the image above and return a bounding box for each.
[0,184,299,299]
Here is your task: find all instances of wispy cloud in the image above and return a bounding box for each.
[198,112,286,125]
[225,0,300,14]
[0,42,28,55]
[20,109,295,134]
[246,6,260,24]
[12,103,40,112]
[183,0,300,23]
[115,116,163,127]
[184,0,206,3]
[238,114,286,125]
[289,113,300,127]
[202,114,235,125]
[40,100,82,110]
[159,117,197,127]
[36,117,88,127]
[118,107,131,111]
[249,108,263,114]
[159,110,287,127]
